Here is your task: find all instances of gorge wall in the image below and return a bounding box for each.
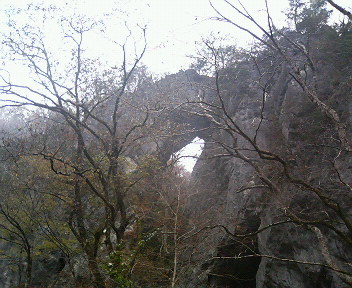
[1,26,352,288]
[155,43,352,287]
[111,45,352,286]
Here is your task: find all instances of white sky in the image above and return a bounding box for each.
[1,0,350,74]
[0,0,292,75]
[1,0,351,171]
[176,137,204,172]
[1,0,351,71]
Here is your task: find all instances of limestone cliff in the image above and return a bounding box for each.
[167,35,352,287]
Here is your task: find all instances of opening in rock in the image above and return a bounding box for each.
[175,137,204,172]
[208,239,261,288]
[207,216,261,288]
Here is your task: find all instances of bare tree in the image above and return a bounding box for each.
[0,7,150,287]
[177,0,352,285]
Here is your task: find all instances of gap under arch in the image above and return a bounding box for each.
[175,137,204,172]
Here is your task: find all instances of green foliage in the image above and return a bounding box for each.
[189,34,242,74]
[287,0,331,32]
[105,247,133,288]
[104,230,158,287]
[334,27,352,69]
[136,155,162,177]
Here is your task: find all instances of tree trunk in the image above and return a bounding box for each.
[25,248,32,288]
[87,255,106,288]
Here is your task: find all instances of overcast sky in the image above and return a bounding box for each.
[1,0,351,171]
[1,0,351,74]
[0,0,297,75]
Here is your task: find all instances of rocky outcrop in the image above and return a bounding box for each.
[123,61,352,287]
[180,52,352,287]
[143,26,352,287]
[1,25,352,286]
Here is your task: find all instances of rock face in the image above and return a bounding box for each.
[149,26,352,287]
[1,28,352,287]
[174,48,352,287]
[124,60,352,287]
